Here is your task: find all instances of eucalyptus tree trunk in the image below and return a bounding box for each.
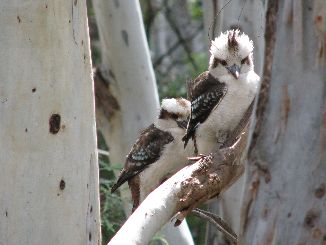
[240,0,326,244]
[0,1,101,244]
[202,1,265,243]
[92,0,194,244]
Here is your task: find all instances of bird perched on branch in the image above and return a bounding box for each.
[183,29,260,155]
[111,98,194,211]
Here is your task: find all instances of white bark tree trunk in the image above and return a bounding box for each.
[241,1,326,244]
[0,1,101,244]
[92,0,194,244]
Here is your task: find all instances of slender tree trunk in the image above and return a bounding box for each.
[241,1,326,244]
[92,0,194,244]
[0,1,101,244]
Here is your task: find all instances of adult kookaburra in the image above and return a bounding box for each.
[182,29,260,155]
[111,98,194,211]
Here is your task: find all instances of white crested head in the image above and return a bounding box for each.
[161,98,191,117]
[208,29,255,80]
[160,98,190,119]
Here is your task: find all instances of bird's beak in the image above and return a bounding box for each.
[226,64,240,79]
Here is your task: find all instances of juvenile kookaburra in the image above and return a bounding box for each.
[111,98,194,211]
[183,29,260,155]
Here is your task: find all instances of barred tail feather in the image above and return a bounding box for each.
[182,133,191,148]
[182,123,199,148]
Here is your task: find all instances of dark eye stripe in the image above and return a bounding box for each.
[241,56,249,65]
[212,58,227,68]
[220,60,227,66]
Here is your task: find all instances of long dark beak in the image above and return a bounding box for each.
[226,64,240,79]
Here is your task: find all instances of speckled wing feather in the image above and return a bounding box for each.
[111,124,174,193]
[183,71,227,147]
[176,119,189,129]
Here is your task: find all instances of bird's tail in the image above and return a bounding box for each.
[111,174,127,193]
[182,133,191,148]
[111,183,120,194]
[182,123,198,148]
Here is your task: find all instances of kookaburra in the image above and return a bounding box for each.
[111,98,194,211]
[183,29,260,155]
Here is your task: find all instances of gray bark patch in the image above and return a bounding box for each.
[114,0,119,8]
[121,30,129,46]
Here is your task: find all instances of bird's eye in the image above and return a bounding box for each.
[241,56,249,65]
[212,58,219,68]
[220,60,227,66]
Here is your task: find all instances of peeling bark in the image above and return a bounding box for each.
[93,68,120,119]
[241,1,326,244]
[249,0,279,152]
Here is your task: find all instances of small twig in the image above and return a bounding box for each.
[98,149,110,156]
[163,0,198,70]
[153,24,203,68]
[191,208,238,244]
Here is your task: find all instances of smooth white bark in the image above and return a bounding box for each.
[92,0,194,244]
[0,1,100,244]
[108,170,183,245]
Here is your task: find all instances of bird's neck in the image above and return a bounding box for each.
[155,118,178,130]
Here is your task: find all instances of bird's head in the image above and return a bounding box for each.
[208,29,254,80]
[159,98,191,121]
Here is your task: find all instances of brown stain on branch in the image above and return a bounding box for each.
[176,154,245,220]
[175,117,249,221]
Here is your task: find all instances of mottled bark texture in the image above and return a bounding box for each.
[241,1,326,244]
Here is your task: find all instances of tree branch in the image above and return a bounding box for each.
[108,99,254,244]
[108,128,248,245]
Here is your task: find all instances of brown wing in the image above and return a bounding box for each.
[111,124,174,193]
[183,71,227,147]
